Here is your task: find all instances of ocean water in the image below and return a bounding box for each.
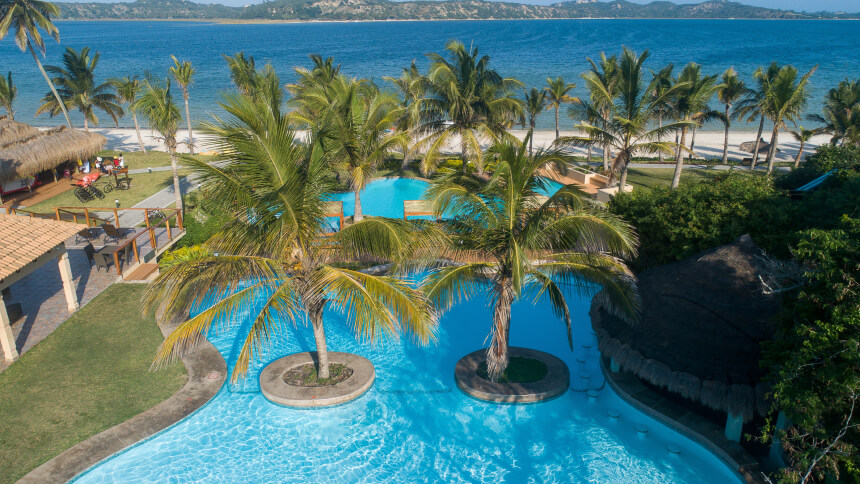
[1,19,855,131]
[73,273,743,483]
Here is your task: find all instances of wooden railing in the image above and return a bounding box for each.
[2,205,58,221]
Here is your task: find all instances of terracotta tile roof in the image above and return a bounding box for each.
[0,213,86,281]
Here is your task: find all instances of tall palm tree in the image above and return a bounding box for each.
[716,68,749,164]
[224,52,257,95]
[808,78,860,147]
[735,63,779,171]
[110,76,147,154]
[758,63,817,174]
[414,40,523,175]
[37,46,123,130]
[224,52,283,116]
[670,62,719,188]
[384,61,425,169]
[423,133,639,381]
[522,87,546,154]
[145,93,440,381]
[558,48,690,191]
[581,53,619,172]
[304,77,407,221]
[0,71,16,119]
[134,74,183,212]
[790,127,816,169]
[0,0,72,127]
[170,55,196,155]
[650,64,674,163]
[544,76,577,140]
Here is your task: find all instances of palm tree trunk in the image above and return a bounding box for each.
[354,186,363,222]
[602,113,609,172]
[618,159,629,192]
[765,126,780,174]
[671,126,688,189]
[587,145,593,164]
[132,113,147,154]
[308,298,330,379]
[554,106,560,140]
[794,141,805,169]
[658,114,664,163]
[486,278,514,382]
[400,144,411,170]
[688,125,698,162]
[28,41,73,128]
[83,116,88,131]
[722,104,730,164]
[461,140,469,174]
[751,117,765,170]
[169,144,183,213]
[183,94,194,155]
[529,122,534,155]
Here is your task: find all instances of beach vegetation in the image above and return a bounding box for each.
[578,52,619,172]
[668,62,721,188]
[0,71,16,119]
[422,132,639,381]
[521,86,546,153]
[225,51,284,114]
[543,76,577,140]
[789,127,816,169]
[109,76,148,154]
[36,46,123,130]
[716,67,749,164]
[807,78,860,147]
[169,55,196,155]
[384,60,425,169]
[756,63,817,174]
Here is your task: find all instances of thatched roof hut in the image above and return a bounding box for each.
[0,116,39,144]
[0,124,106,183]
[591,235,781,422]
[739,139,779,155]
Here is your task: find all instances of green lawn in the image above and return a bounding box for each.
[0,284,186,484]
[26,170,190,213]
[96,150,219,170]
[623,168,722,190]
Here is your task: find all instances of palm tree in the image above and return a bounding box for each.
[581,53,619,172]
[0,0,72,127]
[224,52,284,116]
[544,76,577,140]
[145,93,440,381]
[224,52,257,95]
[36,46,123,130]
[384,61,425,169]
[522,87,546,154]
[134,74,183,212]
[170,56,196,155]
[304,77,406,221]
[716,68,749,164]
[808,78,860,147]
[0,71,16,119]
[414,40,523,175]
[735,63,780,171]
[790,127,816,169]
[423,133,639,381]
[650,65,674,163]
[558,48,690,191]
[758,63,817,174]
[110,76,147,154]
[670,63,719,188]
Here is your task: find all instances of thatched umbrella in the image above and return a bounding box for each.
[0,125,106,184]
[739,139,779,155]
[591,235,781,422]
[0,116,39,145]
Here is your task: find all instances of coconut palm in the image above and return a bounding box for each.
[134,74,183,212]
[757,63,817,174]
[170,56,196,155]
[0,0,72,127]
[0,71,16,119]
[669,62,720,188]
[224,52,257,95]
[808,78,860,147]
[303,76,406,221]
[790,127,816,169]
[716,68,749,164]
[423,132,639,381]
[558,48,691,190]
[36,47,123,130]
[110,76,147,154]
[735,63,781,171]
[581,53,619,172]
[144,92,440,381]
[224,52,284,117]
[414,40,523,175]
[384,61,425,168]
[522,87,546,153]
[650,65,675,163]
[544,76,577,140]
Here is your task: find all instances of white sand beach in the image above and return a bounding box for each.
[88,127,831,163]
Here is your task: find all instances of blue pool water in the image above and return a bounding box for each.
[75,279,741,483]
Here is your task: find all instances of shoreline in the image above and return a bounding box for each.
[53,17,860,25]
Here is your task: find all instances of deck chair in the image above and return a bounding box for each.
[102,223,123,244]
[75,227,96,244]
[92,251,114,272]
[82,243,96,267]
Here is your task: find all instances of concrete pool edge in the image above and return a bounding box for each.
[19,312,228,484]
[600,356,765,484]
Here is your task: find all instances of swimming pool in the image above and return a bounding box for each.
[74,280,741,483]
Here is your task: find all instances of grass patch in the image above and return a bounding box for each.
[25,170,190,213]
[0,284,186,484]
[96,150,219,170]
[283,363,353,387]
[477,356,548,383]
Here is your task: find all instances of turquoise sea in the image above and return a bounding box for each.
[1,19,857,130]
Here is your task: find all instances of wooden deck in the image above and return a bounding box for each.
[3,178,76,208]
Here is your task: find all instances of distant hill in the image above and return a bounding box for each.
[55,0,859,21]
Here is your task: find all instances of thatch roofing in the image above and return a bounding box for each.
[0,116,39,144]
[591,235,781,421]
[739,140,779,155]
[0,124,106,183]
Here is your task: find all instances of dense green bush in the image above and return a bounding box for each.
[777,144,860,189]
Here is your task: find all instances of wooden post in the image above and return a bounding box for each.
[144,209,151,228]
[84,209,91,227]
[165,219,172,240]
[113,209,119,227]
[54,207,60,221]
[177,211,184,230]
[113,252,122,276]
[132,239,139,263]
[149,226,157,250]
